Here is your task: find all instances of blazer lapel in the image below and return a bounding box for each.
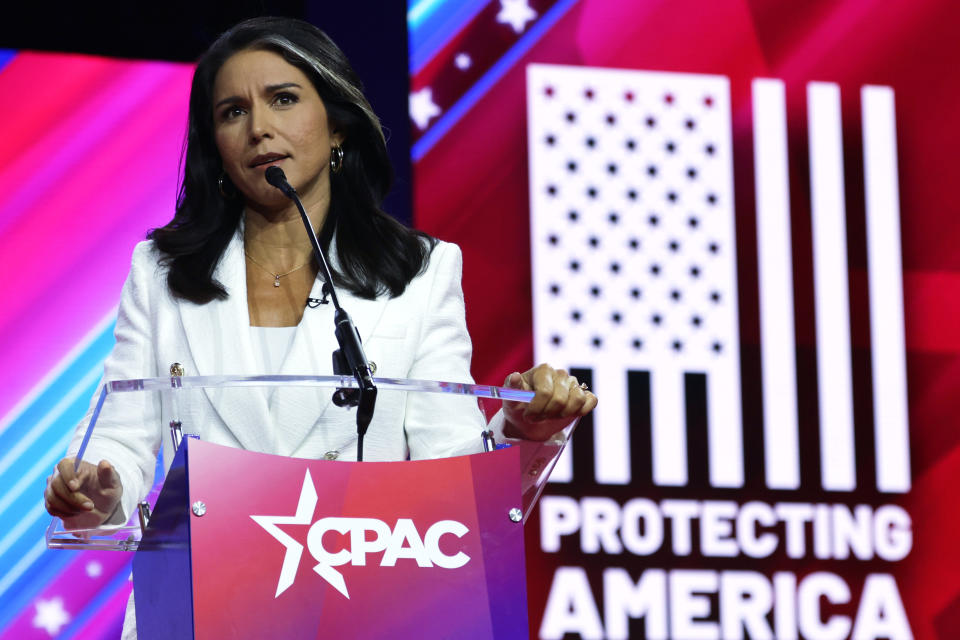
[177,229,278,454]
[273,268,389,456]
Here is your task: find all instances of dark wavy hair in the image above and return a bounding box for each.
[149,16,434,303]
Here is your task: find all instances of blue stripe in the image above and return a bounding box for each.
[408,0,448,27]
[0,502,67,575]
[409,0,492,74]
[0,322,113,457]
[0,322,115,634]
[58,559,132,640]
[412,0,579,161]
[0,373,102,492]
[0,549,77,632]
[0,50,15,74]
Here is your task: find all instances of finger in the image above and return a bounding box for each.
[46,491,83,517]
[559,376,594,417]
[503,371,527,389]
[502,372,530,417]
[57,458,80,492]
[582,392,598,414]
[46,504,74,519]
[50,474,94,510]
[558,387,589,418]
[534,369,578,418]
[523,366,559,417]
[534,375,572,419]
[97,460,119,490]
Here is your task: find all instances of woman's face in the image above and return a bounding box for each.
[212,48,343,210]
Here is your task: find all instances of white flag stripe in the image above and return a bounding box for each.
[651,369,687,485]
[706,74,744,488]
[862,86,911,493]
[808,82,856,491]
[707,366,744,486]
[593,364,631,484]
[752,79,801,489]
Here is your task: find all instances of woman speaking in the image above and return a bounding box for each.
[43,15,596,637]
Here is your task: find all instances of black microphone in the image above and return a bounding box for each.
[264,167,377,461]
[265,165,296,198]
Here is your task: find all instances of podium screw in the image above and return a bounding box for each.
[508,508,523,523]
[192,501,207,517]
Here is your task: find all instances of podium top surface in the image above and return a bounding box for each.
[100,374,536,402]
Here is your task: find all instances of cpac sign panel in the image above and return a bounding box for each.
[528,65,911,639]
[167,440,528,640]
[251,469,473,599]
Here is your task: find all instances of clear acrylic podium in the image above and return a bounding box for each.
[45,374,577,639]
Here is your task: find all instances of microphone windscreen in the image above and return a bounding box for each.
[265,166,288,189]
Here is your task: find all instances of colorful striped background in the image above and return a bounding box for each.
[0,6,490,633]
[6,0,959,636]
[0,51,192,638]
[0,6,486,631]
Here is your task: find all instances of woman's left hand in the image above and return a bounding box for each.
[502,364,598,441]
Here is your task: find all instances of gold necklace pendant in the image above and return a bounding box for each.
[245,250,311,288]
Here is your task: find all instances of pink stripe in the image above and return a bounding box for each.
[0,57,193,419]
[0,55,119,225]
[69,580,132,640]
[0,59,192,237]
[0,68,190,297]
[0,178,180,420]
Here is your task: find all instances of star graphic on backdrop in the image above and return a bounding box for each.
[32,597,70,636]
[251,470,349,599]
[496,0,537,33]
[85,561,103,578]
[454,52,472,70]
[409,87,442,130]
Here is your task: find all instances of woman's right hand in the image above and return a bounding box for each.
[44,457,123,529]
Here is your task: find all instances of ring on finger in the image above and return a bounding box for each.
[579,382,589,391]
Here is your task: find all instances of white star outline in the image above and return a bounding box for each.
[496,0,537,34]
[250,470,349,599]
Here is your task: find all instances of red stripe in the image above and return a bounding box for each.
[903,272,960,353]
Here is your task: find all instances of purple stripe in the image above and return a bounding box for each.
[0,171,184,422]
[1,551,130,638]
[0,64,191,422]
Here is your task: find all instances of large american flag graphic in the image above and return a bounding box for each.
[527,64,909,496]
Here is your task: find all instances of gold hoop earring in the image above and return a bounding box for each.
[218,172,236,199]
[330,145,344,174]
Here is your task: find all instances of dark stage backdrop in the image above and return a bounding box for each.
[0,1,957,638]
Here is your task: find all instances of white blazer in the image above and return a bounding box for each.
[68,229,497,522]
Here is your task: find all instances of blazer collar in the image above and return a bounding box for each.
[177,225,389,455]
[272,234,389,454]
